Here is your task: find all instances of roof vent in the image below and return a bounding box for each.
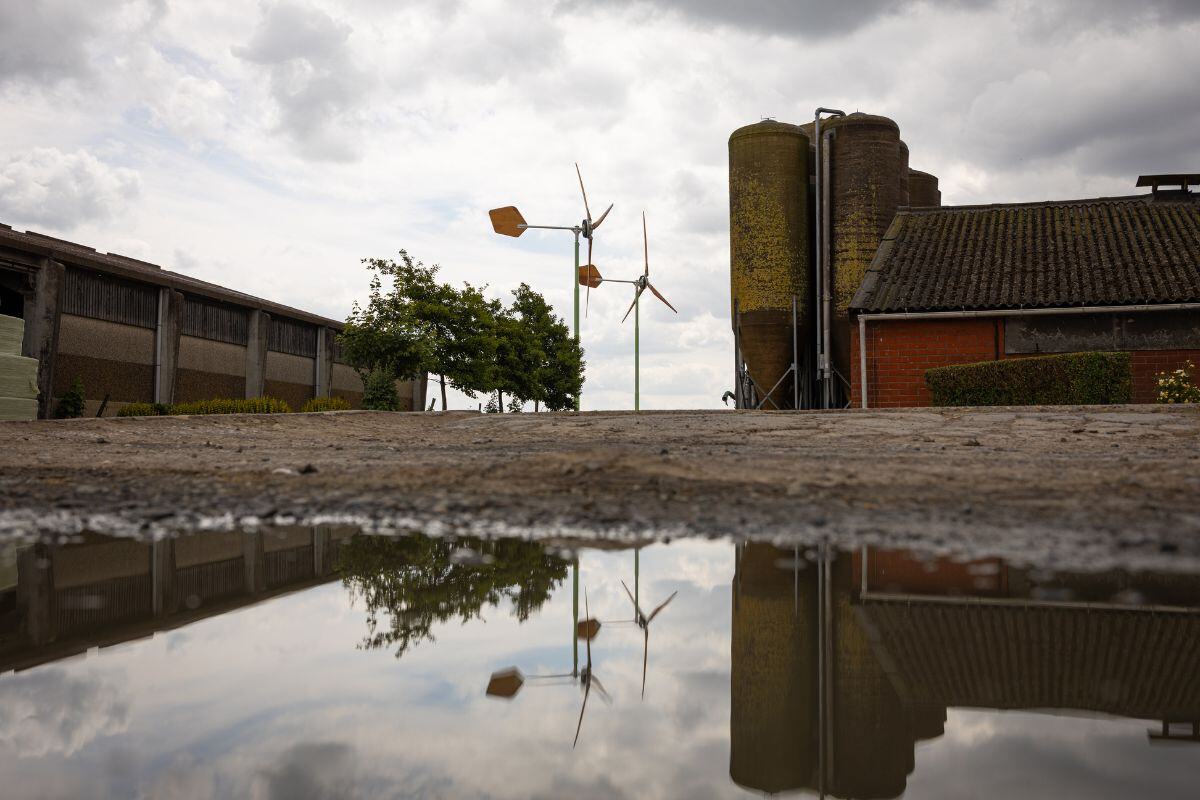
[1136,174,1199,196]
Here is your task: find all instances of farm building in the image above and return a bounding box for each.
[849,177,1200,407]
[0,224,426,418]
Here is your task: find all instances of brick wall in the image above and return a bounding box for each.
[851,316,1200,407]
[1130,350,1200,403]
[850,318,998,407]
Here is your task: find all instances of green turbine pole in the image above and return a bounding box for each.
[634,293,640,411]
[572,557,579,677]
[573,230,581,411]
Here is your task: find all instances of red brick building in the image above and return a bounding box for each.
[849,178,1200,407]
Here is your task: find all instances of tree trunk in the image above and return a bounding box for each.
[534,400,539,413]
[440,374,448,410]
[497,390,504,412]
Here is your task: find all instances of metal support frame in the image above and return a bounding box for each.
[732,293,808,410]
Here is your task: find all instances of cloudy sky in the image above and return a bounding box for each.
[1,0,1196,409]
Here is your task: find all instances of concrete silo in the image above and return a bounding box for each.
[729,121,810,409]
[823,113,905,396]
[908,168,942,207]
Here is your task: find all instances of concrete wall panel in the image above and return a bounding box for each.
[180,335,246,376]
[58,314,154,363]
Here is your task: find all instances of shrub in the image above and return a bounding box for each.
[117,402,171,417]
[302,396,352,412]
[54,377,86,419]
[925,352,1132,407]
[170,396,291,415]
[362,368,400,411]
[1155,360,1200,404]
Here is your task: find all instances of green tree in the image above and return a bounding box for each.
[336,533,569,659]
[54,377,86,419]
[340,255,429,391]
[507,283,583,411]
[362,367,401,411]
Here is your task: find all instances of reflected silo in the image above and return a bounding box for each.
[729,121,810,409]
[824,113,905,395]
[730,544,818,794]
[908,169,942,207]
[898,141,911,207]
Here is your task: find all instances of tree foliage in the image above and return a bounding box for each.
[341,253,585,411]
[336,534,569,659]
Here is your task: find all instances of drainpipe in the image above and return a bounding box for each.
[813,108,844,409]
[153,287,166,403]
[856,302,1200,408]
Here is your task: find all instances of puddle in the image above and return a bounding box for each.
[0,528,1197,798]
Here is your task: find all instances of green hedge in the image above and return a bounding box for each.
[301,396,352,412]
[118,396,292,416]
[925,352,1132,407]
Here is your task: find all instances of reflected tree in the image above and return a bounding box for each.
[337,535,569,658]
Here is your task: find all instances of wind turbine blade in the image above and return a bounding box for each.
[592,203,613,230]
[591,675,612,704]
[646,281,678,314]
[573,681,590,748]
[641,628,649,698]
[642,211,649,276]
[620,286,646,324]
[647,590,678,623]
[621,579,647,621]
[575,162,591,222]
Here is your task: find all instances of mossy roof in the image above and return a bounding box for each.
[851,194,1200,312]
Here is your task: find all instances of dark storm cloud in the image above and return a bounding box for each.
[559,0,987,38]
[561,0,1200,38]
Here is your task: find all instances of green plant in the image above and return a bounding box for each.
[170,396,291,415]
[302,396,353,412]
[54,377,86,419]
[925,352,1132,407]
[361,368,400,411]
[1155,361,1200,404]
[117,402,171,417]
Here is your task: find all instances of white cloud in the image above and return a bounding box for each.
[0,669,130,757]
[0,147,141,230]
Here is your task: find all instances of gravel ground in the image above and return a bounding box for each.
[2,406,1198,569]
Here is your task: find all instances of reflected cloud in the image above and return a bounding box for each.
[0,669,130,758]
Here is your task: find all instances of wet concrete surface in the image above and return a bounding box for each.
[1,407,1198,568]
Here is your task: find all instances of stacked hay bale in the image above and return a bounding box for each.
[0,315,38,420]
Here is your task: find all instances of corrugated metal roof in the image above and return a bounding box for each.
[850,195,1200,313]
[0,223,344,328]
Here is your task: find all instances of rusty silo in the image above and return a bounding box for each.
[729,120,810,409]
[823,113,905,394]
[898,140,911,207]
[908,168,942,207]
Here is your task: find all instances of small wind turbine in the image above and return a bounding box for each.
[620,579,677,698]
[490,164,613,411]
[581,212,676,410]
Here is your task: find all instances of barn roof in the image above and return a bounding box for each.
[850,194,1200,313]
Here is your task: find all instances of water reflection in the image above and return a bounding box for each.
[732,544,1200,797]
[0,531,1197,798]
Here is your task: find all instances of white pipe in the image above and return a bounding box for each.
[857,302,1200,408]
[813,108,844,409]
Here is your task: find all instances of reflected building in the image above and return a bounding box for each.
[731,544,1200,798]
[0,527,355,673]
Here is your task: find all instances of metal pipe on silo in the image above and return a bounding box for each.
[898,141,911,207]
[812,108,844,409]
[729,120,812,409]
